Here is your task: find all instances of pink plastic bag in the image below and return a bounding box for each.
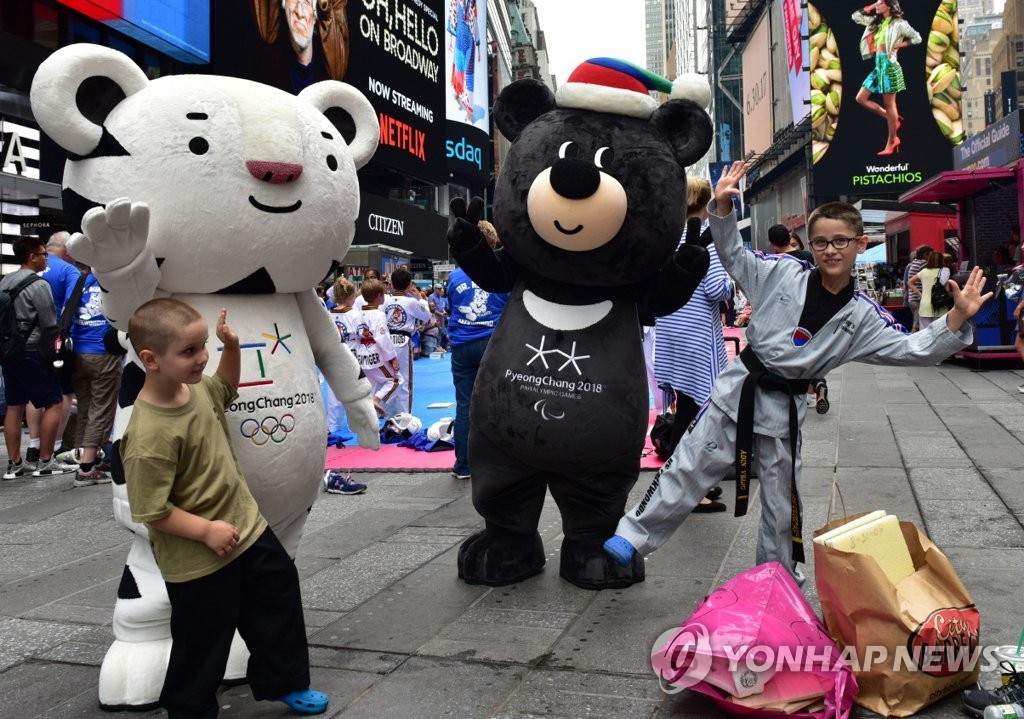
[651,562,858,718]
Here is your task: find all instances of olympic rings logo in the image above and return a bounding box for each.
[239,414,296,446]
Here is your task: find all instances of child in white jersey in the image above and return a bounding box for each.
[382,268,431,415]
[351,278,402,418]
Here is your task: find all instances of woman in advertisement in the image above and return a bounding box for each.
[449,0,480,122]
[852,0,921,156]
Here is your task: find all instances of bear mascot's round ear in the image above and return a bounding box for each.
[493,78,557,142]
[299,81,379,169]
[650,98,715,169]
[30,43,148,157]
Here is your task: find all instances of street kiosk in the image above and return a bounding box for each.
[899,110,1024,360]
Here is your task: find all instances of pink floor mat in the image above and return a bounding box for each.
[325,412,668,473]
[326,329,744,473]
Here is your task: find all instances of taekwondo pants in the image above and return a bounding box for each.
[614,401,806,585]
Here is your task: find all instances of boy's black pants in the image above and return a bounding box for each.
[161,527,310,719]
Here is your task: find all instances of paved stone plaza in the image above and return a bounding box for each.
[1,360,1023,718]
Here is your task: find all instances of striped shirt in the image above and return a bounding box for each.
[654,243,733,403]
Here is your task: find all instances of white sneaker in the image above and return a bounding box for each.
[33,458,78,476]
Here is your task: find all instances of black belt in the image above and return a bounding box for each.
[736,345,810,563]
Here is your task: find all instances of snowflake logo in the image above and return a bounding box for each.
[524,335,590,375]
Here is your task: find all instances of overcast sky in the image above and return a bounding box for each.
[530,0,647,88]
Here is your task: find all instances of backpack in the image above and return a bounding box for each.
[0,274,42,362]
[931,275,954,312]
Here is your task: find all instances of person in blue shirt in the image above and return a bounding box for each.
[40,232,81,316]
[428,285,449,352]
[68,270,123,486]
[447,221,508,480]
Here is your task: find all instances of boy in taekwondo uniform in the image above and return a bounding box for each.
[605,162,991,584]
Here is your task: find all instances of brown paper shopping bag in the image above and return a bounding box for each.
[814,512,980,717]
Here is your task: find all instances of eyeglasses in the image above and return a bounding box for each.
[31,251,48,257]
[809,237,857,251]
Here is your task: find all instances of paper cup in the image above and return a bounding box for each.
[994,645,1024,685]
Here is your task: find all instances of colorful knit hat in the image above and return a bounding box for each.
[554,57,712,119]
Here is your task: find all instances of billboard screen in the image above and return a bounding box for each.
[741,13,773,158]
[444,0,489,182]
[58,0,210,62]
[809,0,962,197]
[356,191,449,259]
[213,0,445,183]
[782,0,810,123]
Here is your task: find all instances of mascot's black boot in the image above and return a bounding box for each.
[560,536,645,590]
[458,528,546,586]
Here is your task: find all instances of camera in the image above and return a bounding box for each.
[52,336,71,369]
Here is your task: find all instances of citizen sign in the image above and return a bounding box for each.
[368,213,405,237]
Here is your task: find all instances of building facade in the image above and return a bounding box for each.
[990,0,1024,119]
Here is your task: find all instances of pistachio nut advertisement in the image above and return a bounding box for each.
[809,0,963,197]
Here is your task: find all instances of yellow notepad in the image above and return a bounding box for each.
[824,514,916,584]
[813,510,887,545]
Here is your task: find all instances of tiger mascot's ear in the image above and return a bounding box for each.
[31,43,148,157]
[299,81,379,170]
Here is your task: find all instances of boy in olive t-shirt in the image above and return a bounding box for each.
[121,298,327,718]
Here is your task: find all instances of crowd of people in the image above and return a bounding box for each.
[1,233,119,484]
[3,177,1020,715]
[317,226,509,486]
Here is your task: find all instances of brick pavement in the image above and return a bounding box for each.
[1,359,1022,718]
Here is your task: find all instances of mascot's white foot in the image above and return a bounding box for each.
[97,634,249,708]
[99,489,251,708]
[98,638,172,711]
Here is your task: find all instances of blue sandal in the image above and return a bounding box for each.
[277,689,329,715]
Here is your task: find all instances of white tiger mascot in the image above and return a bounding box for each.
[30,43,381,710]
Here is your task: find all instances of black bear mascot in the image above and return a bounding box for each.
[448,58,715,589]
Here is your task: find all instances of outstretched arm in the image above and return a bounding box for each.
[944,266,993,333]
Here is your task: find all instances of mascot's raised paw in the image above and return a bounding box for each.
[447,196,486,252]
[70,198,151,272]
